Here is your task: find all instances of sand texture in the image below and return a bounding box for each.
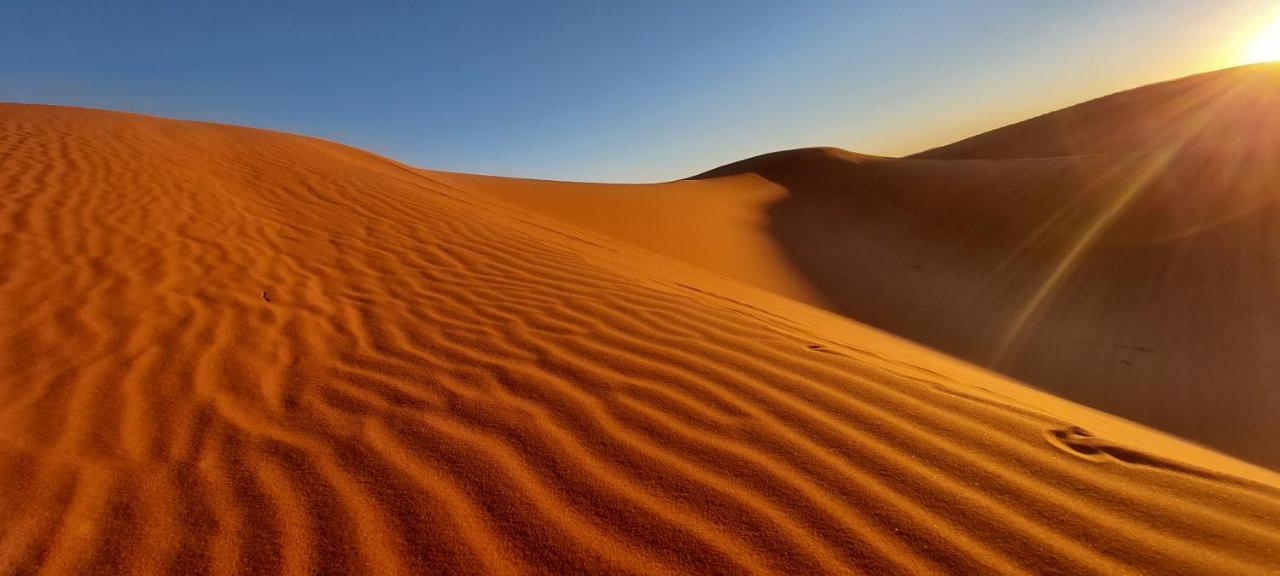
[1,102,1279,575]
[465,63,1280,470]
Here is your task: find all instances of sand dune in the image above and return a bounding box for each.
[1,102,1279,575]
[915,62,1280,159]
[464,63,1280,471]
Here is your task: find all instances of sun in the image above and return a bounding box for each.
[1245,13,1280,63]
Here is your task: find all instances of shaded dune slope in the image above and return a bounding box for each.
[915,62,1280,159]
[1,104,1279,575]
[467,64,1280,470]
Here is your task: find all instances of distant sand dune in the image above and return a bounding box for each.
[914,62,1280,159]
[1,103,1279,574]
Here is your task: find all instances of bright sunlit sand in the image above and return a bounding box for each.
[3,3,1280,575]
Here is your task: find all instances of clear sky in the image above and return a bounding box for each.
[2,1,1278,182]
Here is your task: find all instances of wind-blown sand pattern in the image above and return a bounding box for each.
[1,103,1279,575]
[463,63,1280,470]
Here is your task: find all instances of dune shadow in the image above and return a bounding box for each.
[695,147,1280,471]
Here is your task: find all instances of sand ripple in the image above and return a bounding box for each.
[1,105,1278,575]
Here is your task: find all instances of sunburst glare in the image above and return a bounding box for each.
[1245,11,1280,63]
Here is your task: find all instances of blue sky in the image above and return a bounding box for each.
[2,1,1275,181]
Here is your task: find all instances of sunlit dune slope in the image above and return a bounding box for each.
[463,64,1280,471]
[2,104,1280,575]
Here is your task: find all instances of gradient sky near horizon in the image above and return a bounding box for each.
[3,1,1279,182]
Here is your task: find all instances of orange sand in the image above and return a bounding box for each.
[463,63,1280,470]
[2,86,1280,574]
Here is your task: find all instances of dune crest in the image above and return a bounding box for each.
[1,104,1279,574]
[914,62,1280,159]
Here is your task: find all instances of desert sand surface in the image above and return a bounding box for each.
[1,102,1279,575]
[461,63,1280,471]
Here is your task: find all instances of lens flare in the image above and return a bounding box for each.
[1245,13,1280,63]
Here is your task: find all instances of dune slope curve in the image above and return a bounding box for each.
[1,104,1279,575]
[463,64,1280,470]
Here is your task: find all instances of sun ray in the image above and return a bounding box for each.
[1244,10,1280,63]
[990,149,1174,369]
[989,70,1262,369]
